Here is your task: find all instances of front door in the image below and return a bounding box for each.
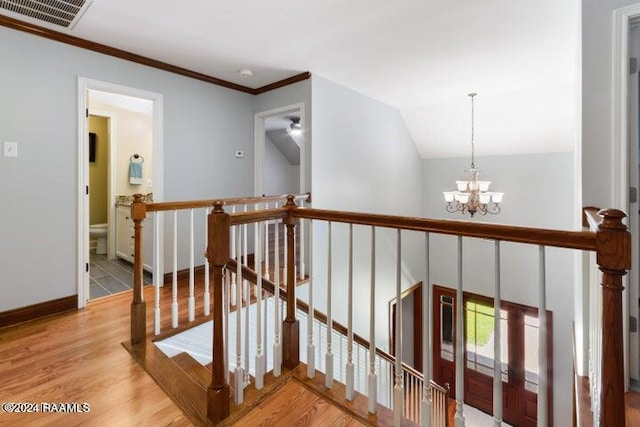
[432,286,553,426]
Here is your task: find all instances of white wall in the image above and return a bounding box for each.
[263,135,299,195]
[582,0,639,207]
[89,100,153,198]
[0,26,255,311]
[423,152,575,425]
[309,75,424,353]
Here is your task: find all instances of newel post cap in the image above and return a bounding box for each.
[131,193,147,220]
[596,208,631,271]
[597,208,627,230]
[206,201,230,266]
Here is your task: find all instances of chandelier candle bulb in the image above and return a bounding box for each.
[443,93,504,217]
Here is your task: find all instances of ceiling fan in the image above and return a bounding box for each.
[285,116,302,137]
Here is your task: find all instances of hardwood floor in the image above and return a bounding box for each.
[0,275,361,427]
[237,380,365,426]
[626,391,640,426]
[0,290,190,427]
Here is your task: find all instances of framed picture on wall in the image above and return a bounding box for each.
[89,132,96,162]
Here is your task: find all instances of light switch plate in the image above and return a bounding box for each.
[3,141,17,158]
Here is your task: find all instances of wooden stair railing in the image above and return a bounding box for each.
[132,193,629,426]
[128,193,310,423]
[227,256,450,425]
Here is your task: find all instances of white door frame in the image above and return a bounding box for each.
[612,3,640,382]
[77,77,164,308]
[254,102,306,196]
[87,109,117,259]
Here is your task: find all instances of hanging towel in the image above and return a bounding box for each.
[129,159,143,185]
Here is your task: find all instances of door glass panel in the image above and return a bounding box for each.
[465,301,509,382]
[441,296,454,361]
[524,314,540,393]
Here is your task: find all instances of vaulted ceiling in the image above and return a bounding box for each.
[1,0,580,159]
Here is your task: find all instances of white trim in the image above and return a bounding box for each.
[77,77,164,308]
[87,109,117,260]
[612,3,640,383]
[254,102,306,196]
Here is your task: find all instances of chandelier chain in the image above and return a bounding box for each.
[469,92,476,169]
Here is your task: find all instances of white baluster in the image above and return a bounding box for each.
[300,200,306,279]
[234,226,244,404]
[255,217,265,390]
[422,232,431,427]
[538,245,548,427]
[273,216,282,377]
[325,221,334,389]
[394,229,403,427]
[346,224,355,401]
[153,211,161,335]
[224,269,230,384]
[188,208,195,322]
[204,207,211,316]
[494,241,503,427]
[172,210,178,328]
[307,218,315,378]
[368,226,377,413]
[230,205,236,307]
[243,205,250,388]
[243,205,248,268]
[264,202,270,280]
[244,250,250,388]
[454,236,465,426]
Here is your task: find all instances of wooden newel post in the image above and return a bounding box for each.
[596,209,631,427]
[131,194,147,345]
[206,201,230,423]
[282,195,300,369]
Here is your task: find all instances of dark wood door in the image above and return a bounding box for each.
[432,286,553,427]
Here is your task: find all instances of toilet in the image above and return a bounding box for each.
[90,224,108,255]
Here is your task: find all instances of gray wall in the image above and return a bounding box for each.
[264,135,299,195]
[0,26,255,311]
[423,152,575,424]
[309,75,424,352]
[255,80,312,195]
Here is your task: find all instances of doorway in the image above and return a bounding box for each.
[432,285,553,427]
[254,103,306,197]
[389,282,423,371]
[77,78,164,308]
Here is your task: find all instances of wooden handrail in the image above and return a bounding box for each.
[430,379,449,394]
[145,193,310,212]
[293,208,597,251]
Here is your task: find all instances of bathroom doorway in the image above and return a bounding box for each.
[78,78,164,308]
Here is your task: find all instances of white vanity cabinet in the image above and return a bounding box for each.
[115,205,153,271]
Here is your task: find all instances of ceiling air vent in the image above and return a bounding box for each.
[0,0,93,29]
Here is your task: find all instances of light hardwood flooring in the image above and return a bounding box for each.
[0,290,190,427]
[236,380,364,427]
[0,281,365,427]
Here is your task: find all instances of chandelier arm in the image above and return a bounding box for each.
[445,203,458,213]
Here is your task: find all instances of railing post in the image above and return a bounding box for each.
[596,209,631,427]
[131,194,147,345]
[206,201,230,423]
[282,195,300,369]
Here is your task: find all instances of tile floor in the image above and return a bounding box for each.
[89,252,152,299]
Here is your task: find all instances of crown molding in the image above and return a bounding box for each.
[0,14,310,95]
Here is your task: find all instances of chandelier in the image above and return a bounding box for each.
[443,93,503,217]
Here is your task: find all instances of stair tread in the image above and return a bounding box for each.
[171,352,211,390]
